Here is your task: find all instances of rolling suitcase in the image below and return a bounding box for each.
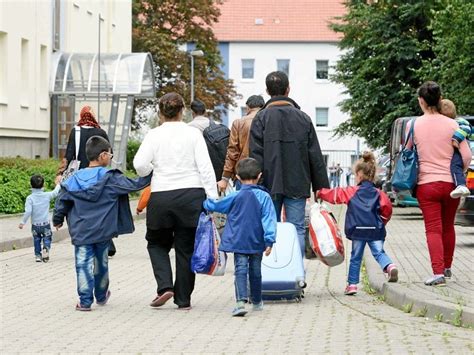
[261,222,306,301]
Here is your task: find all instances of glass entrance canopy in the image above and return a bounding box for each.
[50,52,155,98]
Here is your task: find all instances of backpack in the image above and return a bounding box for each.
[345,185,386,241]
[202,119,230,180]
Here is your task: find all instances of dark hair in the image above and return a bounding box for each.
[159,92,185,120]
[30,174,44,189]
[265,71,289,96]
[190,100,206,115]
[417,81,441,109]
[236,158,261,180]
[246,95,265,109]
[85,136,111,162]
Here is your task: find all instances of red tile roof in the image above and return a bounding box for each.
[212,0,346,42]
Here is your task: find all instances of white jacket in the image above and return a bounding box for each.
[133,121,218,199]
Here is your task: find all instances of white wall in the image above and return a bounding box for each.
[0,0,52,153]
[62,0,131,53]
[227,42,368,168]
[0,0,131,158]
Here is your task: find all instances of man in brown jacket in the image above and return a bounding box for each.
[217,95,265,192]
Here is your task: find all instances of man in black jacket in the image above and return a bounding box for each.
[249,71,329,256]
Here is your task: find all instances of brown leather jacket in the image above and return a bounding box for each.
[222,108,260,178]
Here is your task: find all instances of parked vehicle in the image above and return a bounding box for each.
[455,139,474,226]
[386,116,474,219]
[385,117,419,207]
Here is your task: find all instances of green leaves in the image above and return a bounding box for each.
[0,158,60,214]
[331,0,448,149]
[132,0,238,126]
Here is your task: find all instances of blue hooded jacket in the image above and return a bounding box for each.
[53,167,151,246]
[203,184,277,254]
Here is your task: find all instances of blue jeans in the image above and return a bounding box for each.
[348,240,393,284]
[32,224,52,256]
[74,241,110,307]
[234,253,262,304]
[451,148,466,187]
[273,195,306,257]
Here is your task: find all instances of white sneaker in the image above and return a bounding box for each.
[450,185,470,199]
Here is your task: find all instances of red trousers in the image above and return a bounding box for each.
[417,182,459,275]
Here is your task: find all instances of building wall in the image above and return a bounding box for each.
[0,0,131,159]
[0,0,52,158]
[224,41,368,169]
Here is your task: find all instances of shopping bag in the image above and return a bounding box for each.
[191,212,216,274]
[61,126,81,182]
[391,119,418,191]
[309,202,344,267]
[207,223,227,276]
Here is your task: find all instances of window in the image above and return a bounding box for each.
[241,106,247,117]
[241,59,254,79]
[0,32,7,100]
[21,38,29,106]
[316,60,329,80]
[40,45,48,107]
[315,107,329,127]
[277,59,290,77]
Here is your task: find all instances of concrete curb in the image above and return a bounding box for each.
[364,250,474,327]
[0,213,146,252]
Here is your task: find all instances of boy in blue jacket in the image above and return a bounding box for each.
[203,158,277,317]
[53,136,151,311]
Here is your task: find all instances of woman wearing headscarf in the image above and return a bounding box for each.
[58,106,110,174]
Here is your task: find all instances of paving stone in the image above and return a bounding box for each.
[1,219,473,353]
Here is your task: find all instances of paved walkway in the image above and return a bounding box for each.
[363,206,474,326]
[1,218,473,353]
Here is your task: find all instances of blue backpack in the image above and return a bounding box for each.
[345,182,386,241]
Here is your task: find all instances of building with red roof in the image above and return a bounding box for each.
[206,0,366,172]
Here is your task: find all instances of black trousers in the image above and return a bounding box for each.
[146,227,197,307]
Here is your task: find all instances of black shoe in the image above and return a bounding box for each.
[444,268,452,279]
[42,248,49,263]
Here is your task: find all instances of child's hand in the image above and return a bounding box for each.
[452,140,460,149]
[54,224,62,230]
[18,223,24,229]
[55,175,62,185]
[264,246,272,256]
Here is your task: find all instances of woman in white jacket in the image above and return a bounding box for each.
[134,92,218,310]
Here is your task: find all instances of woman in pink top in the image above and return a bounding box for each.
[411,82,471,286]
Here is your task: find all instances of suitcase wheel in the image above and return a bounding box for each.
[298,280,307,289]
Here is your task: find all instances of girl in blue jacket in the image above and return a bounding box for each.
[203,158,277,316]
[317,151,398,296]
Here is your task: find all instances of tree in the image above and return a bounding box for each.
[132,0,238,128]
[423,0,474,115]
[331,1,442,149]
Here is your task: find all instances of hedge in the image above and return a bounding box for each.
[0,156,140,215]
[0,158,59,214]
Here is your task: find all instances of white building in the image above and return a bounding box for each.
[0,0,131,158]
[212,0,368,170]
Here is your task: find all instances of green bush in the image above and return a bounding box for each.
[0,158,59,214]
[127,140,141,172]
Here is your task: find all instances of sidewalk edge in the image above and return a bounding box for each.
[364,251,474,327]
